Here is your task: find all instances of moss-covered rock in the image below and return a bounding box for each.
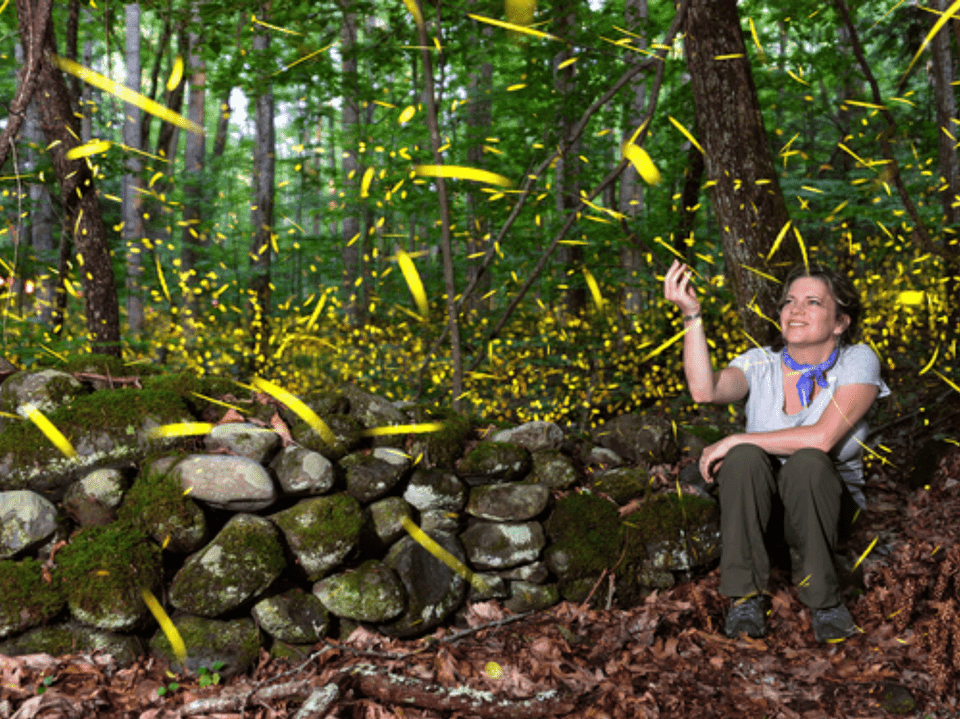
[119,460,208,553]
[150,614,260,679]
[544,491,622,601]
[141,373,243,422]
[0,388,195,497]
[313,560,406,622]
[587,466,649,506]
[0,621,144,666]
[56,524,161,631]
[0,558,64,639]
[270,494,364,581]
[406,404,472,469]
[252,588,329,644]
[0,369,86,416]
[527,448,579,490]
[291,413,363,461]
[455,442,532,486]
[169,514,286,617]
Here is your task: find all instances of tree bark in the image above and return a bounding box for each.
[339,0,365,325]
[619,0,648,314]
[932,0,960,228]
[29,0,122,356]
[181,0,207,327]
[684,0,796,344]
[123,3,145,335]
[554,1,585,317]
[249,3,275,369]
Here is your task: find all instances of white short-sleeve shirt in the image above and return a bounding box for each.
[728,343,891,509]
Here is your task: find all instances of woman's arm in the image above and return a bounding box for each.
[699,383,879,481]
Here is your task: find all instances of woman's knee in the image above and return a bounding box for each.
[717,443,773,488]
[781,448,842,496]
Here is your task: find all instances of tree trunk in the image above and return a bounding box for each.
[249,4,275,369]
[554,2,585,317]
[24,85,56,324]
[123,3,145,335]
[181,0,207,327]
[339,1,365,325]
[28,0,122,356]
[140,13,173,152]
[81,21,93,142]
[932,0,960,228]
[463,10,493,318]
[619,0,648,314]
[684,0,796,344]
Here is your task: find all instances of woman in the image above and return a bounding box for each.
[663,259,890,643]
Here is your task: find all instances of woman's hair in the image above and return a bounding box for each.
[770,262,862,352]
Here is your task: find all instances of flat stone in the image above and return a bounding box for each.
[403,469,466,512]
[270,495,365,581]
[171,454,277,511]
[205,423,281,463]
[252,589,329,644]
[489,421,564,452]
[63,468,125,526]
[0,490,58,559]
[460,521,545,570]
[314,560,406,622]
[465,483,550,521]
[271,446,334,496]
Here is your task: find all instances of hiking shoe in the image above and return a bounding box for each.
[812,603,859,643]
[724,595,767,639]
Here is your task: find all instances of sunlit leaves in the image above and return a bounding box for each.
[622,143,661,185]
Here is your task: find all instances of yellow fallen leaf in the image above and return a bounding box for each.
[396,249,429,318]
[65,139,111,161]
[360,422,444,437]
[398,105,416,124]
[250,377,337,447]
[360,166,374,198]
[166,55,183,92]
[147,422,214,439]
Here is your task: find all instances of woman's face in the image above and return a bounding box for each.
[779,277,849,348]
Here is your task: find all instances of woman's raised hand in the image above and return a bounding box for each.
[663,259,700,316]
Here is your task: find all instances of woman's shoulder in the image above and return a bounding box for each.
[730,345,779,375]
[838,343,881,366]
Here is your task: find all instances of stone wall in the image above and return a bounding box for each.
[0,364,720,677]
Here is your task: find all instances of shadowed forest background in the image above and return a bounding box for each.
[0,0,957,436]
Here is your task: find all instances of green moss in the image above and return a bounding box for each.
[118,455,198,541]
[142,373,243,419]
[0,389,191,468]
[409,404,471,469]
[545,491,623,577]
[588,467,649,505]
[274,494,364,550]
[678,423,725,445]
[56,524,160,618]
[456,441,531,480]
[0,559,64,632]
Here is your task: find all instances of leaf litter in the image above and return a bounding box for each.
[0,444,958,718]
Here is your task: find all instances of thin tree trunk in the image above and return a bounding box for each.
[619,0,647,314]
[29,0,122,356]
[24,83,56,324]
[141,11,173,152]
[554,2,585,317]
[65,0,81,105]
[123,3,145,334]
[684,0,796,344]
[212,91,231,159]
[339,1,364,325]
[181,0,207,328]
[81,25,93,142]
[249,3,275,369]
[932,0,960,228]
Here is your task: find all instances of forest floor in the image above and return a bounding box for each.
[2,410,960,719]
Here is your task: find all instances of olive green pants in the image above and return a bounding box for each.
[716,443,857,610]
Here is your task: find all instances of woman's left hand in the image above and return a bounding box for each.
[699,436,738,483]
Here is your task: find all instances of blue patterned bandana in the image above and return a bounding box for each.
[781,345,839,408]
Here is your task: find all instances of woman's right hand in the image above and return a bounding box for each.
[663,259,701,316]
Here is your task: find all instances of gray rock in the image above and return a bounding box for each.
[170,514,286,617]
[465,483,550,521]
[528,449,579,490]
[171,454,277,511]
[403,468,466,512]
[504,581,560,613]
[252,589,329,643]
[341,385,407,448]
[645,519,722,572]
[583,445,625,469]
[489,421,564,452]
[0,490,58,559]
[460,521,545,570]
[378,533,467,638]
[150,614,259,679]
[588,467,648,506]
[365,496,411,548]
[497,561,550,584]
[342,448,410,503]
[420,509,460,534]
[591,414,678,466]
[271,446,335,496]
[0,622,143,667]
[467,574,509,602]
[205,422,281,463]
[270,494,364,581]
[0,369,84,415]
[62,468,125,526]
[314,560,406,622]
[455,442,532,486]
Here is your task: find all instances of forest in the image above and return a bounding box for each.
[0,0,955,431]
[2,1,960,717]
